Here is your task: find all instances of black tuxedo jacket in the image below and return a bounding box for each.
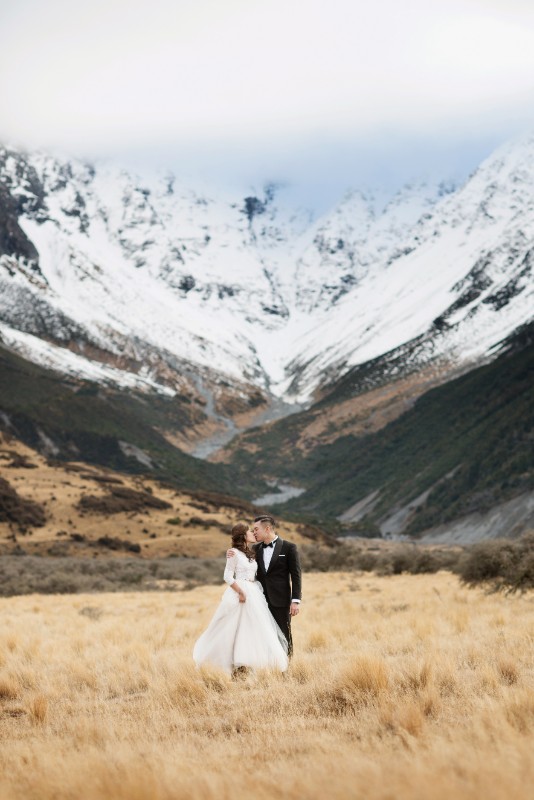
[254,538,302,608]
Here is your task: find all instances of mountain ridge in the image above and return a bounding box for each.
[0,141,506,395]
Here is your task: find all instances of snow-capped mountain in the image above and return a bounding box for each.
[0,151,284,390]
[0,133,533,414]
[284,135,534,396]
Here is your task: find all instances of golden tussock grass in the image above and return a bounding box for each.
[0,572,534,799]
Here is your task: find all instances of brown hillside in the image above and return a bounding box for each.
[0,434,313,559]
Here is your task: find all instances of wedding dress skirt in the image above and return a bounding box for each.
[193,578,289,674]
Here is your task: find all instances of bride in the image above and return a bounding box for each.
[193,522,289,675]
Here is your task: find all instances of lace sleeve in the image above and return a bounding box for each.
[223,554,237,585]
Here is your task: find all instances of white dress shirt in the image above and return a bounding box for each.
[262,536,278,570]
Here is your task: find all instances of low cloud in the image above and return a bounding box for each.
[1,0,534,208]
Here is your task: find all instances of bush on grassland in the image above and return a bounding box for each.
[302,535,534,591]
[458,532,534,592]
[0,556,223,597]
[300,542,462,577]
[0,543,461,597]
[0,476,46,529]
[77,487,171,515]
[1,534,533,597]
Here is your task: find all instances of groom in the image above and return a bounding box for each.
[227,514,302,656]
[251,514,302,657]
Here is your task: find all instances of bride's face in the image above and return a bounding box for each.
[245,528,256,544]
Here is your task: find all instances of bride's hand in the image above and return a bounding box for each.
[238,590,246,603]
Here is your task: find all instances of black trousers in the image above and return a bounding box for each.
[268,603,293,658]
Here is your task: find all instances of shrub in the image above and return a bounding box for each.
[300,542,463,577]
[80,474,124,484]
[0,555,223,596]
[186,516,223,528]
[409,551,444,574]
[459,540,516,584]
[77,487,172,515]
[458,532,534,592]
[0,476,46,528]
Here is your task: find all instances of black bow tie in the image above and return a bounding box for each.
[262,542,274,548]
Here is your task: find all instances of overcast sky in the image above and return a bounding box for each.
[1,0,534,212]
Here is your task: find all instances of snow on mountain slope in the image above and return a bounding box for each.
[0,148,299,396]
[284,135,534,397]
[291,182,451,312]
[0,134,533,410]
[0,321,176,395]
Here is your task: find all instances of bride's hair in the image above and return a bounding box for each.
[231,522,255,562]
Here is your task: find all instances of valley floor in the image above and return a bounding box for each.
[1,572,534,799]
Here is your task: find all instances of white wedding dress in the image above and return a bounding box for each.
[193,550,289,674]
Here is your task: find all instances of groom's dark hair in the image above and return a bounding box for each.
[254,514,276,528]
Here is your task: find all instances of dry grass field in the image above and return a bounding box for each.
[1,571,534,800]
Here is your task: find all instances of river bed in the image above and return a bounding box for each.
[191,395,306,460]
[252,482,305,506]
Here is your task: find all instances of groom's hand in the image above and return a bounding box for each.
[290,602,300,617]
[226,549,236,558]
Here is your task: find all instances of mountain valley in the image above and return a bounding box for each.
[1,133,533,543]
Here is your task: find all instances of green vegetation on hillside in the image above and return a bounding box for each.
[0,344,264,497]
[2,324,532,536]
[225,325,534,534]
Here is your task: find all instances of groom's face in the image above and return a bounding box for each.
[252,521,269,542]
